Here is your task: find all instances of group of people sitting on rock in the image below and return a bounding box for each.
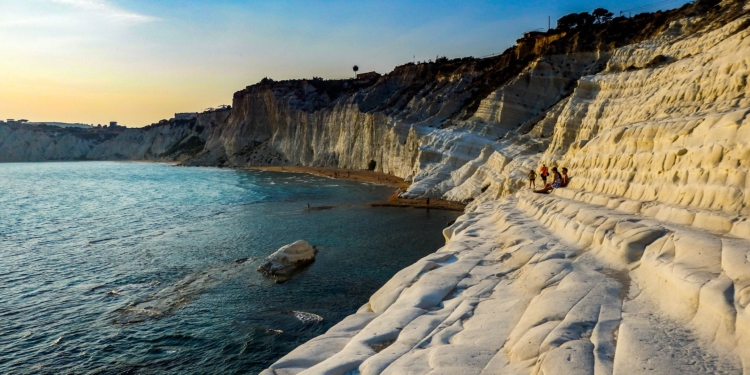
[528,164,568,194]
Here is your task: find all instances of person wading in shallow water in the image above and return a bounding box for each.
[540,164,549,185]
[528,169,537,189]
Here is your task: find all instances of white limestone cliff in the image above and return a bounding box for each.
[3,1,749,372]
[0,109,229,162]
[261,1,750,374]
[0,124,95,162]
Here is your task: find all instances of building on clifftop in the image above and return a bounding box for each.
[356,71,380,80]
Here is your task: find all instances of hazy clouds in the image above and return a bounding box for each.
[0,0,691,127]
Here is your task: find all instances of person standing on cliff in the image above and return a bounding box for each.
[540,164,549,184]
[528,170,537,189]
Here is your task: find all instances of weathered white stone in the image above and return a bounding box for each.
[261,6,750,373]
[0,110,228,162]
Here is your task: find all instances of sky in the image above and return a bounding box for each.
[0,0,692,127]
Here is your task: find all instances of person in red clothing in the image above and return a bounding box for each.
[534,167,562,194]
[540,164,549,184]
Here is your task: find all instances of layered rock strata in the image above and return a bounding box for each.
[264,190,749,374]
[4,0,749,372]
[261,1,750,374]
[177,1,740,208]
[0,109,229,162]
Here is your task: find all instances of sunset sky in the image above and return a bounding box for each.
[0,0,691,127]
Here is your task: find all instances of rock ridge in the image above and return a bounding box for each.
[259,0,750,373]
[0,109,230,163]
[3,1,750,373]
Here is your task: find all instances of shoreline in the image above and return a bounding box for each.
[126,160,181,165]
[2,161,457,374]
[366,197,465,211]
[247,166,466,211]
[247,166,409,189]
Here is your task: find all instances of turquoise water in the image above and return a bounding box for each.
[0,162,459,374]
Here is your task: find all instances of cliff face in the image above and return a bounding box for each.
[183,64,477,180]
[87,109,230,161]
[0,110,229,162]
[260,1,750,374]
[4,0,750,372]
[0,124,100,162]
[185,0,736,208]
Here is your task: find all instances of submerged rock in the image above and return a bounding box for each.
[113,257,256,325]
[257,240,317,282]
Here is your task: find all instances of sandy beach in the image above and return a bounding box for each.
[248,166,466,211]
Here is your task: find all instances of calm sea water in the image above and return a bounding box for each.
[0,162,459,374]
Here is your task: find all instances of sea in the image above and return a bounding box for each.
[0,162,459,374]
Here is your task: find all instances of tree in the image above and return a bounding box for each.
[593,8,614,24]
[556,12,595,30]
[353,65,359,78]
[580,12,596,26]
[557,13,579,30]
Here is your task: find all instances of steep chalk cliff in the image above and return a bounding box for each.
[187,2,737,209]
[0,124,103,162]
[260,1,750,374]
[3,0,748,373]
[0,109,229,163]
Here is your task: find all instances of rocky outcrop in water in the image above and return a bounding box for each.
[257,240,317,283]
